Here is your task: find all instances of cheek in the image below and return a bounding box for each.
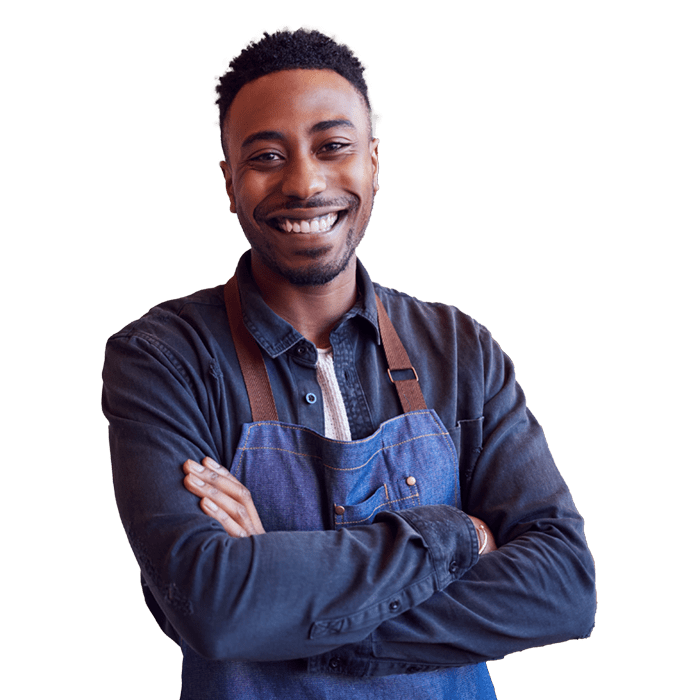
[233,176,269,217]
[336,158,376,194]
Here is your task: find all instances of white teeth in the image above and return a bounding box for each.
[278,212,338,233]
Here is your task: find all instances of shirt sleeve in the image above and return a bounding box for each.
[308,326,596,677]
[103,329,481,663]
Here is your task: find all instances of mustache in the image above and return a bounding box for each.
[255,195,359,220]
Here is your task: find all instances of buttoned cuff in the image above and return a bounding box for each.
[308,642,449,677]
[306,505,479,677]
[383,504,480,588]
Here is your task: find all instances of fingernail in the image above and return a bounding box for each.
[204,499,218,511]
[190,476,205,486]
[190,462,204,472]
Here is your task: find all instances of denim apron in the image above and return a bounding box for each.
[179,277,496,699]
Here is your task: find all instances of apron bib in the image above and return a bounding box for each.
[179,276,496,699]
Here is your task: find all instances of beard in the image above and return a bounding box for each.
[241,194,373,287]
[255,232,360,286]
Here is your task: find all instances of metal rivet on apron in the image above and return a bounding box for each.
[334,505,345,515]
[406,476,416,486]
[305,392,317,404]
[389,600,400,612]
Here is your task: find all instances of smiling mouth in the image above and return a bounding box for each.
[271,211,341,234]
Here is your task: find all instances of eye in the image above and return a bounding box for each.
[250,151,283,163]
[318,141,350,155]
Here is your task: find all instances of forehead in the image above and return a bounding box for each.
[223,69,370,150]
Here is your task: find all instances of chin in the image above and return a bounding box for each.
[272,253,355,287]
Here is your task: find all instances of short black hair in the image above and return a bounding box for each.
[216,28,371,150]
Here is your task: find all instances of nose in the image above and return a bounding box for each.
[281,153,326,200]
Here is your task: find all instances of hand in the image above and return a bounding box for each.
[467,515,497,555]
[183,457,266,537]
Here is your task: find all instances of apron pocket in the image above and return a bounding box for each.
[385,473,422,510]
[333,485,389,529]
[333,479,422,530]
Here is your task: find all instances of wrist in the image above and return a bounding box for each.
[476,522,488,554]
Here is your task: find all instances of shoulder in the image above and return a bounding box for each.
[371,282,513,406]
[369,282,518,421]
[373,282,493,351]
[103,285,233,393]
[107,285,227,350]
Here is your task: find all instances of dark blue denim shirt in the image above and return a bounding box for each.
[103,251,595,676]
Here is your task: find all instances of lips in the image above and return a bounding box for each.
[273,212,339,233]
[265,209,347,235]
[257,196,358,235]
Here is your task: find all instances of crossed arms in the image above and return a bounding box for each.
[103,308,595,671]
[182,455,497,554]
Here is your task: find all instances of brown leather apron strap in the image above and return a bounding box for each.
[375,296,427,413]
[224,275,279,421]
[224,274,427,419]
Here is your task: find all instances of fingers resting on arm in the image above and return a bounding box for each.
[183,457,266,537]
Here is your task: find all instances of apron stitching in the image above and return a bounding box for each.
[337,492,420,526]
[232,424,253,478]
[245,410,438,444]
[426,411,461,508]
[452,446,460,507]
[441,428,460,508]
[239,432,449,472]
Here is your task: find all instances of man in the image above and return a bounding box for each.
[103,29,595,699]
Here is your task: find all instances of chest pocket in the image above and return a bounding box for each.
[448,416,485,509]
[231,410,460,533]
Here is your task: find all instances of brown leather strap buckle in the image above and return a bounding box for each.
[387,366,419,384]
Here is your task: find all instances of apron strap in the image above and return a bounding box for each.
[375,296,427,413]
[224,275,427,420]
[224,275,279,421]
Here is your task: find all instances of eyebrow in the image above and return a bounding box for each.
[241,130,284,148]
[310,119,356,133]
[240,120,356,149]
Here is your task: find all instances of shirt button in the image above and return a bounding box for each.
[406,476,416,486]
[389,600,400,612]
[305,392,317,404]
[296,345,307,355]
[449,561,459,574]
[334,505,346,515]
[329,657,341,670]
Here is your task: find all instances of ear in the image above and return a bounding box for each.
[219,160,237,213]
[369,138,380,193]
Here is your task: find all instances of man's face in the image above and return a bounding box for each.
[220,69,379,286]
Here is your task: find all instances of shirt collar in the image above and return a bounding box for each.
[234,251,381,358]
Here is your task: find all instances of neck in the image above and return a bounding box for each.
[250,255,359,348]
